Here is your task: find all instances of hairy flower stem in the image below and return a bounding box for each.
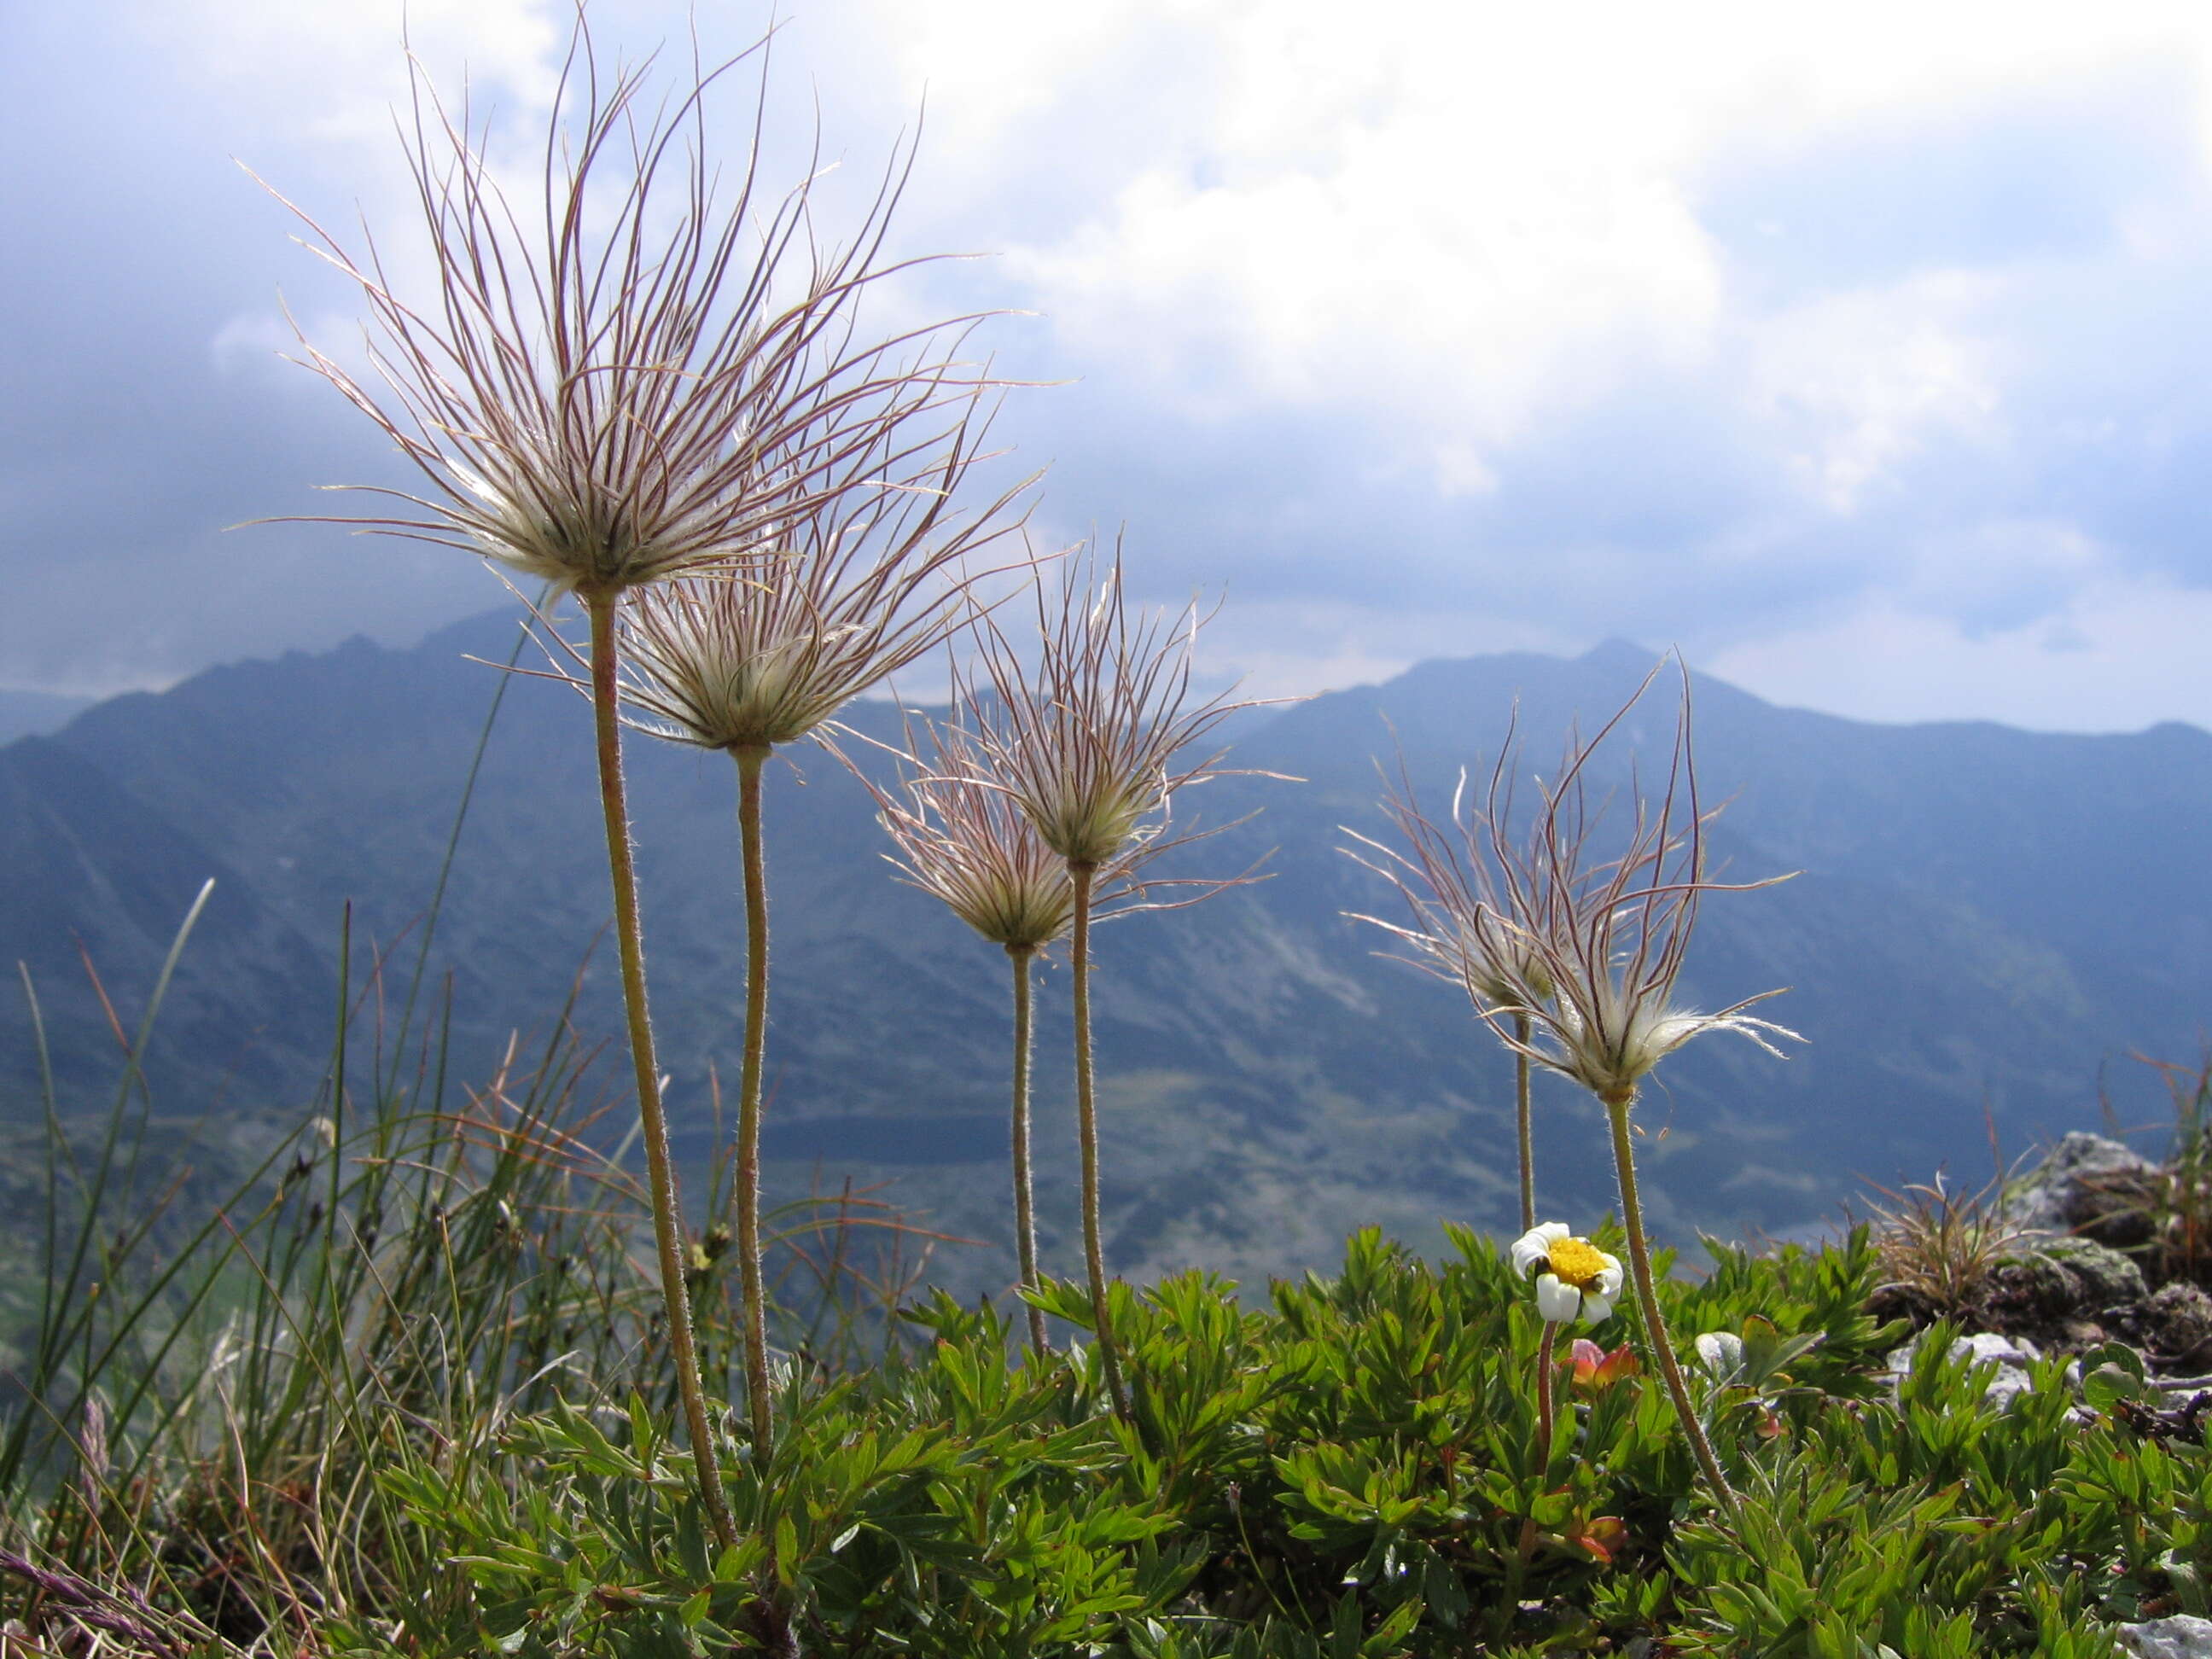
[1069,860,1132,1418]
[1604,1091,1740,1523]
[733,743,776,1452]
[1008,943,1049,1355]
[1516,1320,1562,1563]
[583,588,738,1556]
[1514,1013,1534,1233]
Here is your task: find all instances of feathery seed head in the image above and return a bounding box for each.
[970,540,1254,872]
[619,574,858,751]
[268,14,1008,598]
[1370,661,1802,1106]
[1481,661,1802,1107]
[612,416,1033,752]
[1344,746,1558,1012]
[849,713,1085,951]
[837,659,1227,949]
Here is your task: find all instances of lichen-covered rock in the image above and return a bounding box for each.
[2003,1132,2160,1244]
[2145,1281,2212,1365]
[2039,1236,2151,1307]
[2118,1614,2212,1658]
[1980,1248,2080,1320]
[1976,1236,2147,1344]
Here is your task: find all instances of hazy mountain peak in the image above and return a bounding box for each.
[419,607,544,660]
[1579,637,1668,673]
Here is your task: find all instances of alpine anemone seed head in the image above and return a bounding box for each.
[853,713,1086,951]
[969,539,1254,871]
[1547,987,1800,1109]
[265,13,1015,599]
[613,438,1033,753]
[1470,660,1803,1108]
[619,573,869,752]
[835,657,1238,952]
[1343,744,1560,1013]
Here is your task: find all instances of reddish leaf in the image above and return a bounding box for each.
[1569,1340,1641,1394]
[1566,1515,1629,1565]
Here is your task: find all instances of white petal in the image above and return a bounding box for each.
[1593,1257,1624,1299]
[1511,1222,1569,1278]
[1535,1273,1580,1324]
[1579,1291,1615,1325]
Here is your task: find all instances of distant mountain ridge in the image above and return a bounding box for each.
[3,612,2205,1289]
[0,690,94,746]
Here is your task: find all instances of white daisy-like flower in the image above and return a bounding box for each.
[1511,1222,1625,1326]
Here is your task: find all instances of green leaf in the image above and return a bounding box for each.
[2085,1363,2145,1415]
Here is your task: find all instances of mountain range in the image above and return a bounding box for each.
[0,690,93,747]
[3,608,2204,1294]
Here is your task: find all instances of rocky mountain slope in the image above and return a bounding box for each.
[3,611,2205,1291]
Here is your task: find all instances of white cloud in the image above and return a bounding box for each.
[1893,519,2104,622]
[1201,598,1576,703]
[1703,573,2212,732]
[21,0,2212,726]
[842,0,2212,444]
[967,3,1735,457]
[1740,276,2005,515]
[128,0,562,150]
[775,2,2212,716]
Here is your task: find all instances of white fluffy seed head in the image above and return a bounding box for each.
[271,14,1021,602]
[969,543,1249,874]
[835,702,1155,951]
[1447,662,1803,1108]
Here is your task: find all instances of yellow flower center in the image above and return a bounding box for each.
[1546,1237,1609,1291]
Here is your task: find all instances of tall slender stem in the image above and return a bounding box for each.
[1069,860,1131,1417]
[1007,943,1049,1355]
[1534,1318,1559,1469]
[1604,1091,1738,1521]
[733,743,775,1452]
[1516,1319,1562,1563]
[582,587,737,1555]
[1513,1012,1534,1233]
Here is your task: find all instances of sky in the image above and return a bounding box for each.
[8,0,2212,731]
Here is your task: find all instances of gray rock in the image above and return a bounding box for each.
[2040,1237,2151,1307]
[1983,1236,2147,1327]
[2118,1614,2212,1658]
[1953,1330,2043,1366]
[1978,1369,2037,1413]
[2003,1132,2160,1245]
[2148,1282,2212,1361]
[1955,1332,2042,1411]
[1885,1330,2046,1410]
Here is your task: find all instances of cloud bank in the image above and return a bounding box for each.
[9,0,2212,731]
